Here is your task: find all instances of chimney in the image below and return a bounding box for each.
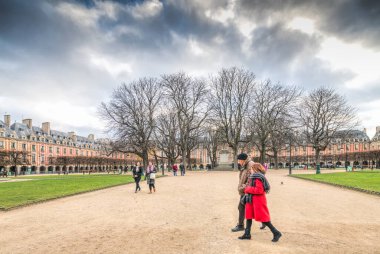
[68,131,77,142]
[88,134,94,142]
[22,119,33,129]
[377,126,380,133]
[4,115,10,127]
[42,122,51,135]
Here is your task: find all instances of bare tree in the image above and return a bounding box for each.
[209,67,256,169]
[203,125,224,169]
[0,150,30,177]
[100,78,161,168]
[154,111,180,168]
[298,87,359,174]
[248,80,301,164]
[161,72,208,171]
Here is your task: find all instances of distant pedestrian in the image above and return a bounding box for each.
[238,163,282,242]
[180,162,185,176]
[172,164,178,176]
[146,162,156,194]
[132,162,143,193]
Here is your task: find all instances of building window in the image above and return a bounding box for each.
[41,155,45,162]
[76,150,79,155]
[49,147,53,153]
[355,144,358,150]
[41,146,44,152]
[0,141,3,148]
[22,143,27,150]
[70,149,72,155]
[64,148,66,155]
[57,148,60,154]
[32,145,36,152]
[11,142,16,149]
[32,154,36,163]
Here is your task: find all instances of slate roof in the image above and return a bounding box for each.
[0,121,109,149]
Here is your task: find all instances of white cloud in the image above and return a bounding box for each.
[131,0,163,19]
[317,37,380,89]
[288,17,315,35]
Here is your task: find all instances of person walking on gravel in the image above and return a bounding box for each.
[132,162,143,193]
[172,164,178,176]
[238,163,282,242]
[231,153,253,232]
[146,162,156,194]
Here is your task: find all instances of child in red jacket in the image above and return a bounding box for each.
[238,163,282,242]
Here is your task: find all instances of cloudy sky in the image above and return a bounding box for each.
[1,0,379,138]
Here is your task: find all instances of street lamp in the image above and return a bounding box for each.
[345,144,349,171]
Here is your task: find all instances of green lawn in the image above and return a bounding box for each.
[292,171,380,193]
[0,174,136,210]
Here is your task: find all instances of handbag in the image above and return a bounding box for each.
[150,173,156,179]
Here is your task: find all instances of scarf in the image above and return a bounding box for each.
[249,173,270,193]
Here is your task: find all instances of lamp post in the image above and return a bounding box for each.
[345,144,349,171]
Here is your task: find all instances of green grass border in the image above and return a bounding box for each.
[289,174,380,196]
[0,174,166,211]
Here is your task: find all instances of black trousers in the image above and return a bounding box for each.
[238,195,245,226]
[134,177,141,191]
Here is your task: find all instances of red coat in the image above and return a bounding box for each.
[244,179,270,222]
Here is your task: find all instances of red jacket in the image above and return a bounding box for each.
[172,165,178,171]
[244,178,270,222]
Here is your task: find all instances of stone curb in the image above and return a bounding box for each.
[289,175,380,197]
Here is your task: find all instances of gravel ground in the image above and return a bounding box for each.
[0,170,379,254]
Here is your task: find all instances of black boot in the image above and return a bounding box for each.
[238,229,251,240]
[231,225,244,232]
[272,231,282,242]
[263,222,282,242]
[260,223,266,230]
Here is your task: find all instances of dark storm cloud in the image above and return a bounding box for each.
[0,0,379,136]
[236,0,380,49]
[320,0,380,49]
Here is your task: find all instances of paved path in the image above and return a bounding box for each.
[1,170,379,254]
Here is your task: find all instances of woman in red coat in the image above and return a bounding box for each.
[238,163,282,242]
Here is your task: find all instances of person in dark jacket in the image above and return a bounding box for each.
[132,162,143,193]
[238,163,282,242]
[231,153,254,232]
[179,162,185,176]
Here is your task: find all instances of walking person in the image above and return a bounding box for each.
[146,162,156,194]
[231,153,253,232]
[132,162,143,193]
[172,164,178,176]
[180,162,185,176]
[238,163,282,242]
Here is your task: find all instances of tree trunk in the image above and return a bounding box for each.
[186,150,191,170]
[260,143,266,164]
[142,150,149,174]
[233,146,238,170]
[315,149,321,174]
[182,150,187,173]
[273,150,278,169]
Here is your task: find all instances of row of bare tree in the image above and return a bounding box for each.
[100,67,358,173]
[0,151,127,176]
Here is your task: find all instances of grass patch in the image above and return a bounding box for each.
[292,171,380,193]
[0,174,136,210]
